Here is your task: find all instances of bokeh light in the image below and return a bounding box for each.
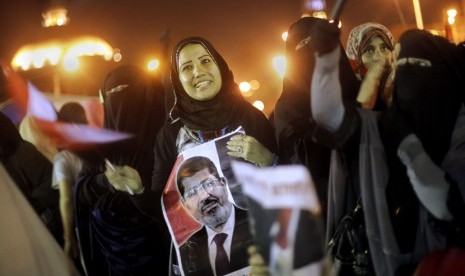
[272,56,286,78]
[239,81,251,93]
[250,80,260,90]
[253,100,265,111]
[63,56,79,72]
[113,49,122,62]
[447,9,457,25]
[282,32,288,41]
[304,0,325,11]
[147,59,160,71]
[11,37,113,71]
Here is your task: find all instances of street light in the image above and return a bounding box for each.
[447,9,457,25]
[42,7,69,27]
[412,0,424,29]
[445,8,457,42]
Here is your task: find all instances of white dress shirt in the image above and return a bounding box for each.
[206,205,235,275]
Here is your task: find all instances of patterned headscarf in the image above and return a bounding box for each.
[346,23,394,80]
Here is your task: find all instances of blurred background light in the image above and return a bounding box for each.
[11,37,114,71]
[42,7,69,27]
[272,56,286,78]
[147,59,160,71]
[447,9,457,25]
[239,81,251,93]
[281,32,288,41]
[253,100,265,111]
[249,80,260,90]
[63,56,79,72]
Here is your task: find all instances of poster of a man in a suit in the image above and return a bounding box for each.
[161,131,253,276]
[176,156,252,276]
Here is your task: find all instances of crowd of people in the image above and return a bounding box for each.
[1,13,465,276]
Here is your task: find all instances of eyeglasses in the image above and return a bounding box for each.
[184,178,222,199]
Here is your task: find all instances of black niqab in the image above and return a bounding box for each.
[394,29,465,165]
[101,64,165,176]
[0,112,21,158]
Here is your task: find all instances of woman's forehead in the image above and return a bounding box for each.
[177,43,210,63]
[366,36,387,47]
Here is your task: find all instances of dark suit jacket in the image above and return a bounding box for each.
[179,206,253,276]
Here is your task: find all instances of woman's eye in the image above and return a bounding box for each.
[201,58,211,64]
[181,65,192,72]
[362,46,375,55]
[363,48,375,55]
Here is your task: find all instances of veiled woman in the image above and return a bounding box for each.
[75,65,168,275]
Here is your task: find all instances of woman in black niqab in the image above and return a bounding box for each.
[391,29,465,251]
[273,17,359,223]
[75,64,168,276]
[393,29,465,166]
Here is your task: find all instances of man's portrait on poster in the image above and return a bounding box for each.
[176,156,252,276]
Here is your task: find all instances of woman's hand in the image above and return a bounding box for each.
[227,134,274,167]
[104,163,145,195]
[357,57,391,110]
[380,44,401,107]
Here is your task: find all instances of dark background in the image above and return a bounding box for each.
[0,0,462,115]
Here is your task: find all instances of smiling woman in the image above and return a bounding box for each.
[177,43,222,101]
[145,34,278,230]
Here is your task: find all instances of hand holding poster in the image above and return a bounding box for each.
[231,162,326,276]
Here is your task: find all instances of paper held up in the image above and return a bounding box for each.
[231,161,320,212]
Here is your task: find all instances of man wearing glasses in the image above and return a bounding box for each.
[176,156,252,276]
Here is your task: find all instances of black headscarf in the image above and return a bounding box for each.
[76,64,168,275]
[273,17,359,222]
[168,37,249,131]
[393,29,465,165]
[0,112,21,158]
[274,17,359,160]
[101,64,165,174]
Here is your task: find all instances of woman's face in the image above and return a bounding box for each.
[361,36,392,70]
[177,43,222,101]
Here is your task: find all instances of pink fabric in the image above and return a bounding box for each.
[82,98,104,128]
